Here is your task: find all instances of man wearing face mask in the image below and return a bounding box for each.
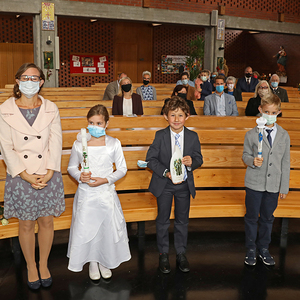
[245,81,271,116]
[236,66,259,93]
[103,72,127,100]
[269,74,289,103]
[203,75,238,116]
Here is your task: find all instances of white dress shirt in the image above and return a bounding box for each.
[123,97,133,116]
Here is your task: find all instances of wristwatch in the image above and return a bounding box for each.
[163,169,169,178]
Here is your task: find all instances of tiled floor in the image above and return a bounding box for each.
[1,218,300,300]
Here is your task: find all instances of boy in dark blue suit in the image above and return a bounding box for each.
[146,96,203,273]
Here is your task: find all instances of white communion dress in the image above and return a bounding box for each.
[67,135,131,272]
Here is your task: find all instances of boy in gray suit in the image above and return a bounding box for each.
[146,96,203,274]
[242,93,290,266]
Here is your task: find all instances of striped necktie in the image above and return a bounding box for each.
[175,133,187,180]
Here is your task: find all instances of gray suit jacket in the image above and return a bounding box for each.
[136,85,157,100]
[103,80,119,100]
[242,124,290,194]
[146,126,203,198]
[204,93,239,116]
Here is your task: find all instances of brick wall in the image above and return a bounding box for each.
[153,25,204,84]
[69,0,300,24]
[57,17,114,87]
[0,15,33,43]
[225,30,300,87]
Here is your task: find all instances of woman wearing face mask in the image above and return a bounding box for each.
[194,70,213,100]
[161,85,197,115]
[245,81,271,116]
[178,72,196,101]
[136,71,157,100]
[112,77,143,115]
[224,76,242,102]
[0,63,64,290]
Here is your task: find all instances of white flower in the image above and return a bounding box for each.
[1,218,9,226]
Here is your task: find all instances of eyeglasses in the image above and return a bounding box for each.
[19,75,40,82]
[259,86,268,90]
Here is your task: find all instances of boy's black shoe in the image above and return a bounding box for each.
[159,253,171,274]
[176,253,190,272]
[244,249,257,266]
[258,248,275,266]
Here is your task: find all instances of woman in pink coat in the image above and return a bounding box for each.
[0,63,65,290]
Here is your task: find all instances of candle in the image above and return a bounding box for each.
[256,117,267,159]
[81,128,89,173]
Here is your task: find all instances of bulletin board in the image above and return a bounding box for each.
[69,53,108,76]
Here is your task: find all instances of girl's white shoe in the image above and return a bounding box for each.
[99,264,112,279]
[89,262,101,280]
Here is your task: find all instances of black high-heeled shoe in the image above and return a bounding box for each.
[27,272,41,290]
[41,276,52,288]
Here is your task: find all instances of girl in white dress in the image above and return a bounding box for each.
[67,105,131,280]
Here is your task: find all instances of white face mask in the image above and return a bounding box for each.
[200,76,207,82]
[262,113,277,125]
[19,81,40,98]
[227,84,234,90]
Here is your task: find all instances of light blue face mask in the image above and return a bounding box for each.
[271,81,279,88]
[182,79,189,85]
[87,125,106,138]
[137,160,148,168]
[262,113,277,125]
[216,85,224,93]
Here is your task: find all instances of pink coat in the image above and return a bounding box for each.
[0,96,62,178]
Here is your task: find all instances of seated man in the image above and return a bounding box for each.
[269,74,289,102]
[103,72,127,100]
[204,75,239,116]
[236,66,259,93]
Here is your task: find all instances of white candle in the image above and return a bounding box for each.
[81,128,89,173]
[256,117,267,159]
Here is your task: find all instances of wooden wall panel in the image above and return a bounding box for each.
[0,43,33,88]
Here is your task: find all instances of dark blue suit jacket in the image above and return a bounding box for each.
[146,126,203,199]
[236,77,259,93]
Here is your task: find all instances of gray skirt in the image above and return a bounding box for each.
[4,172,65,221]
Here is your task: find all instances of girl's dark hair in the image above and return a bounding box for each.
[13,63,45,99]
[87,104,109,123]
[171,85,187,97]
[180,71,190,79]
[163,96,190,117]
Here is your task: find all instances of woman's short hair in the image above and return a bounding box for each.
[87,104,110,123]
[13,63,45,99]
[226,76,236,84]
[254,80,271,98]
[163,96,190,117]
[171,85,187,97]
[142,71,151,78]
[117,76,133,96]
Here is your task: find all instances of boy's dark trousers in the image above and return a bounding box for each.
[156,180,190,254]
[244,187,279,250]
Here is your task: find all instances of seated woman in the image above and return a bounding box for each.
[177,72,196,101]
[136,71,157,100]
[112,76,143,115]
[194,70,213,100]
[245,80,271,116]
[161,85,197,115]
[224,76,242,101]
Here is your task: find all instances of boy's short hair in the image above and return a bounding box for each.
[260,93,281,110]
[163,96,190,117]
[214,75,225,82]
